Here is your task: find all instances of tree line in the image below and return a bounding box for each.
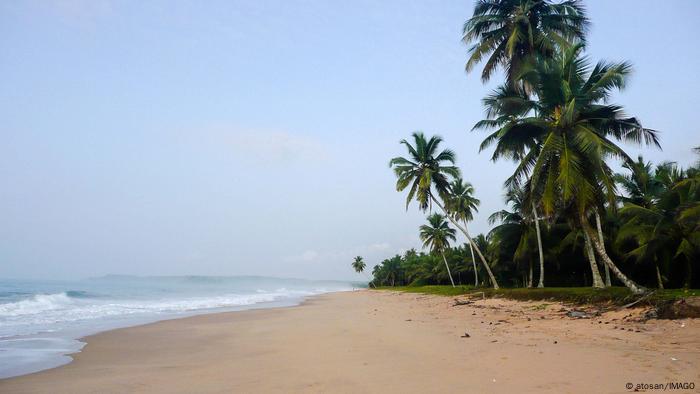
[355,0,699,292]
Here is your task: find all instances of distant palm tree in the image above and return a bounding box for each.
[614,156,663,209]
[446,178,481,286]
[352,256,366,274]
[419,213,457,287]
[389,132,500,288]
[475,44,660,294]
[463,0,589,85]
[352,256,376,288]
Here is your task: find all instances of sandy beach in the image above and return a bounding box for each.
[1,290,698,393]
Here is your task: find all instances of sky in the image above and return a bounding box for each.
[1,0,698,280]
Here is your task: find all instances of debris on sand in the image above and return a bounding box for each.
[566,310,590,319]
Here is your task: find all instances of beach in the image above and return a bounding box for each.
[1,290,698,393]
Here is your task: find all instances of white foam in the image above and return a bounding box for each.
[0,293,75,317]
[0,288,338,339]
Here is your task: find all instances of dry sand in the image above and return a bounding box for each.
[1,290,698,393]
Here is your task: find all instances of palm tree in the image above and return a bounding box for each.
[445,178,481,286]
[613,156,663,287]
[389,132,500,288]
[373,255,403,287]
[463,0,588,85]
[419,213,458,287]
[514,181,546,288]
[488,186,541,287]
[474,44,660,294]
[593,210,611,287]
[351,256,375,288]
[618,162,700,289]
[352,256,366,274]
[559,223,605,288]
[614,156,663,208]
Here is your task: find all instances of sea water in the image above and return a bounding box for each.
[0,275,356,378]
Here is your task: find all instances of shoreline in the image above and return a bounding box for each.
[1,290,698,393]
[0,291,340,380]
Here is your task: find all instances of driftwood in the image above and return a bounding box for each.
[620,291,656,309]
[453,299,473,306]
[465,292,486,300]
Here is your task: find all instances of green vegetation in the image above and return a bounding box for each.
[375,286,699,306]
[419,213,458,287]
[372,0,699,293]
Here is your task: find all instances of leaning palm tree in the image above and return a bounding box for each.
[475,44,660,294]
[445,178,481,286]
[389,132,500,288]
[419,213,457,287]
[351,256,375,288]
[463,0,588,85]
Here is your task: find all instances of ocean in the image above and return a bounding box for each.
[0,275,356,378]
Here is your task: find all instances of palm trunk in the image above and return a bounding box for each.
[431,195,499,289]
[594,211,611,287]
[527,259,533,288]
[583,231,605,288]
[655,264,664,289]
[442,252,456,288]
[466,220,479,287]
[580,212,646,294]
[532,202,545,288]
[365,272,376,288]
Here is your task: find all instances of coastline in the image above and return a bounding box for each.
[0,289,337,379]
[1,290,698,393]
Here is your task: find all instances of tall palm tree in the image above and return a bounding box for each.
[474,44,660,294]
[513,181,546,287]
[419,213,457,287]
[389,132,500,288]
[613,156,663,286]
[463,0,588,85]
[445,178,481,286]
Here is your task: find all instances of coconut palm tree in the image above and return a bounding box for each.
[463,0,588,85]
[559,223,605,288]
[614,156,663,208]
[373,255,402,287]
[352,256,366,274]
[613,156,664,287]
[488,186,541,287]
[618,162,700,289]
[389,132,500,288]
[445,178,481,286]
[419,213,458,287]
[351,256,375,288]
[474,44,660,294]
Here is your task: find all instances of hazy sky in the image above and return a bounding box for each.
[1,0,698,280]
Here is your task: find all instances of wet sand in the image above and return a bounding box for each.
[1,290,698,393]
